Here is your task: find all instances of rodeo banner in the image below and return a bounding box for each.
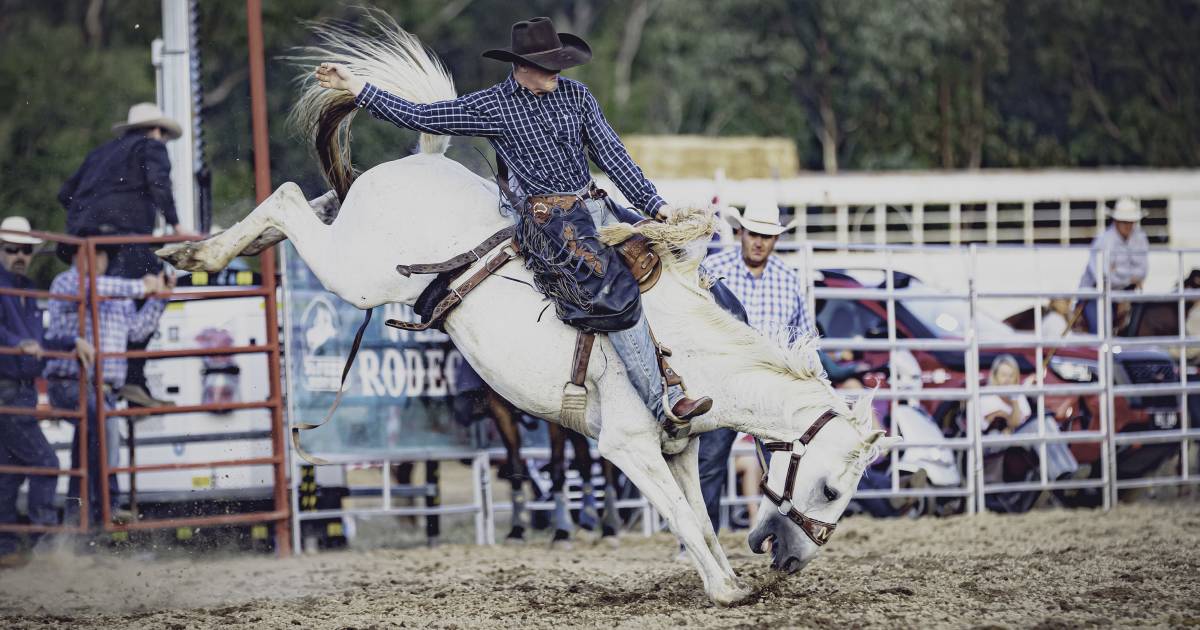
[283,243,479,456]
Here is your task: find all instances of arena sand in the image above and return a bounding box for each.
[1,501,1198,628]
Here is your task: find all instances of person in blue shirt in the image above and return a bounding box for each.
[315,17,712,435]
[0,217,77,566]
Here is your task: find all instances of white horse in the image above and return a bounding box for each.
[161,16,899,606]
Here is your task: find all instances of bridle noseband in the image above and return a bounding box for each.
[758,409,840,547]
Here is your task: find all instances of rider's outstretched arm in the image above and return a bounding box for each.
[316,62,503,137]
[353,83,504,138]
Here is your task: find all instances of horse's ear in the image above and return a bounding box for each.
[864,430,902,452]
[876,435,904,452]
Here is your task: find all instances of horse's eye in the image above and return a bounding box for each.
[823,485,840,502]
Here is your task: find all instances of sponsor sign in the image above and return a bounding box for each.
[283,243,478,456]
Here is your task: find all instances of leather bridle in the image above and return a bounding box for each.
[758,409,840,547]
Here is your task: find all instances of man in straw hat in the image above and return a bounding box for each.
[59,102,189,407]
[315,17,713,435]
[0,217,69,565]
[1078,197,1149,334]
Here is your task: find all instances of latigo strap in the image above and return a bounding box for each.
[394,225,516,277]
[387,240,519,332]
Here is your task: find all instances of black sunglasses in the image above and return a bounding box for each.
[3,245,33,255]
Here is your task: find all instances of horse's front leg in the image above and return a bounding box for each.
[597,420,751,607]
[665,436,741,586]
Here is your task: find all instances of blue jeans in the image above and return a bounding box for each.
[585,198,683,421]
[48,380,119,530]
[697,427,738,532]
[0,381,60,554]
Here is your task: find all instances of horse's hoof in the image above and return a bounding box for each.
[710,580,754,607]
[601,534,620,549]
[550,529,573,551]
[157,240,219,272]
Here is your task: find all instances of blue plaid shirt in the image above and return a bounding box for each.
[44,267,166,388]
[703,249,814,341]
[355,74,667,216]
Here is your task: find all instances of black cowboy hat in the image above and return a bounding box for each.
[481,17,591,71]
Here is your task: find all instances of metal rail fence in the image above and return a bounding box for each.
[726,240,1198,515]
[0,229,292,554]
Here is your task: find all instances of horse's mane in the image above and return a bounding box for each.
[602,209,876,436]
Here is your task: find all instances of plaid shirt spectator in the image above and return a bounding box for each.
[44,268,165,388]
[703,248,815,341]
[355,74,666,216]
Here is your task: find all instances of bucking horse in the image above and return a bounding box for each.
[159,15,900,606]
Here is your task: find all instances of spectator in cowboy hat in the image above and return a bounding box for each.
[1078,197,1149,334]
[0,216,75,566]
[58,102,191,408]
[696,200,872,532]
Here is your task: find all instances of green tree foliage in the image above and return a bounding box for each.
[1,0,1197,235]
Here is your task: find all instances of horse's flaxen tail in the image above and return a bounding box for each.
[287,9,456,200]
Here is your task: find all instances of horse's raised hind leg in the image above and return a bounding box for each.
[665,437,742,587]
[159,182,313,272]
[595,395,751,606]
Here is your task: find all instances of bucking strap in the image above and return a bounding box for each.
[388,240,519,332]
[291,308,374,465]
[395,225,516,277]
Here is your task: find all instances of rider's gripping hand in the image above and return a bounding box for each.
[315,63,366,97]
[654,204,676,222]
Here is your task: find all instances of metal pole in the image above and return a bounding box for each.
[246,0,292,557]
[87,241,111,531]
[1101,248,1115,510]
[1178,251,1190,486]
[75,245,91,532]
[968,244,984,514]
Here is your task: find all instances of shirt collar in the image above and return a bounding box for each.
[501,72,537,98]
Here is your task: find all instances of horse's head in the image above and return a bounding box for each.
[747,394,901,574]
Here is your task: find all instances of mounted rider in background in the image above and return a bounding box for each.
[315,17,713,435]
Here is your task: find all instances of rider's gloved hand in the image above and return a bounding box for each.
[654,204,676,222]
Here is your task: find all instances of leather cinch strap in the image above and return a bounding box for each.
[395,225,516,277]
[758,409,840,546]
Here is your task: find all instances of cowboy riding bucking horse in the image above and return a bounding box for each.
[315,17,714,436]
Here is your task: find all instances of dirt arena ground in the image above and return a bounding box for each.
[1,501,1198,629]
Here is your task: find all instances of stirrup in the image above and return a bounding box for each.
[659,381,692,439]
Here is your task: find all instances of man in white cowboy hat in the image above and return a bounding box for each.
[1078,197,1149,334]
[58,102,188,408]
[0,216,71,565]
[697,200,870,533]
[705,200,812,339]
